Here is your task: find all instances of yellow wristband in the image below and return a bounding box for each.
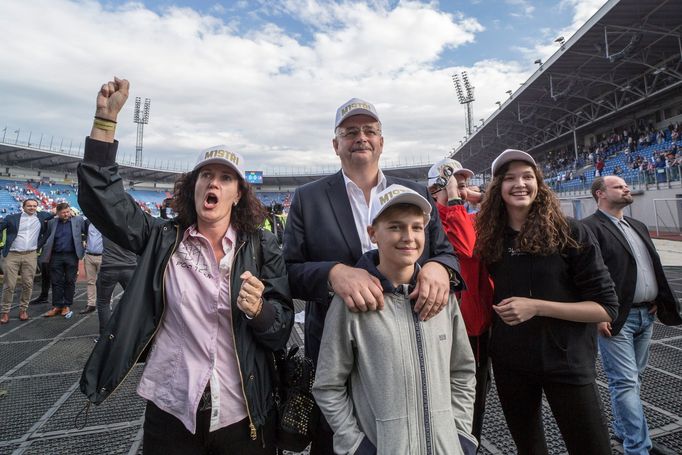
[93,118,116,132]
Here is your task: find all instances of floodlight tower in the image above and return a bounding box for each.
[452,71,475,137]
[133,97,151,166]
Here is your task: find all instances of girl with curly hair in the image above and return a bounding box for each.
[474,149,618,455]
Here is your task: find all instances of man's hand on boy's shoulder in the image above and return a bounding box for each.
[329,263,384,312]
[409,261,450,321]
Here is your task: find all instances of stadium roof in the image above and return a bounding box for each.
[453,0,682,175]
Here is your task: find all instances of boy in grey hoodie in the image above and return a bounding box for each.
[313,184,477,455]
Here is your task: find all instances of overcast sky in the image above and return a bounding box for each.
[0,0,608,175]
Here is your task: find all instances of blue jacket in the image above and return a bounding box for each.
[0,211,54,257]
[38,215,87,263]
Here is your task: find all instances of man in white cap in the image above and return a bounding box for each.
[283,98,461,454]
[427,158,494,444]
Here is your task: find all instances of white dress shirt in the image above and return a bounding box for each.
[342,169,387,253]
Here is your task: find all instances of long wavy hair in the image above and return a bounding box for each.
[474,160,578,264]
[170,169,267,234]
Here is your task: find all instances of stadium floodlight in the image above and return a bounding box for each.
[479,118,484,124]
[506,90,513,97]
[452,71,475,136]
[495,101,502,109]
[133,97,152,167]
[534,59,542,66]
[555,36,565,46]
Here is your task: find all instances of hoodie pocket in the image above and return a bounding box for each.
[430,409,462,454]
[376,416,409,455]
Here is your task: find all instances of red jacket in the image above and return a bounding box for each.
[437,203,493,337]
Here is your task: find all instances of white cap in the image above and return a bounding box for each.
[427,158,474,187]
[193,145,245,179]
[491,149,537,177]
[369,184,432,225]
[334,98,380,129]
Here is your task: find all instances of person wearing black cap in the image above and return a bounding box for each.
[474,149,618,455]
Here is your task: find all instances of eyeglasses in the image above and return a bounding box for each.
[336,126,382,139]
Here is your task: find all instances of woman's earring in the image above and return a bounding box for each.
[233,200,238,207]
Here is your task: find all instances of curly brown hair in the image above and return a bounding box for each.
[474,160,578,264]
[170,169,267,234]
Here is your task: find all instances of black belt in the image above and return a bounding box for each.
[86,253,102,256]
[9,250,36,254]
[632,301,654,308]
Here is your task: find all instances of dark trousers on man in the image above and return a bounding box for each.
[33,262,51,302]
[50,253,78,308]
[95,268,134,334]
[493,366,611,455]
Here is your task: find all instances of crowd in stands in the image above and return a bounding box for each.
[0,178,293,218]
[538,121,682,191]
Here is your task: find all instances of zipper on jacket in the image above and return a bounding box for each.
[229,239,258,441]
[410,298,433,455]
[99,224,180,404]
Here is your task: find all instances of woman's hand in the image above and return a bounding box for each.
[494,297,539,326]
[237,271,265,318]
[96,77,129,122]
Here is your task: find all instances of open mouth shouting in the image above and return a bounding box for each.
[204,192,219,209]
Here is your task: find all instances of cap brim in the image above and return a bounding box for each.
[373,192,432,223]
[335,109,379,128]
[193,158,245,179]
[492,150,536,176]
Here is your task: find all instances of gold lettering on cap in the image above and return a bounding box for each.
[341,102,373,116]
[379,188,407,205]
[204,149,240,165]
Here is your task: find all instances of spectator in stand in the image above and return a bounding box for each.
[0,199,54,324]
[614,165,624,176]
[474,149,618,455]
[595,157,605,177]
[41,203,86,318]
[427,158,494,444]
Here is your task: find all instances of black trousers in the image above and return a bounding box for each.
[36,262,51,299]
[50,253,78,308]
[469,331,491,443]
[95,267,134,334]
[143,401,276,455]
[493,366,611,455]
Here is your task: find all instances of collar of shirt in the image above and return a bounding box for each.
[182,224,237,274]
[599,209,627,227]
[341,168,387,193]
[341,169,387,253]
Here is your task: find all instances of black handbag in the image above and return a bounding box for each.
[274,345,320,453]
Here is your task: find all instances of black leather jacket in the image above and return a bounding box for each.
[77,137,294,436]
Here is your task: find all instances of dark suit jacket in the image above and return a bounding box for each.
[583,210,681,336]
[283,170,461,364]
[0,211,54,257]
[38,215,87,264]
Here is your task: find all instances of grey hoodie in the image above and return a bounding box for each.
[312,251,477,455]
